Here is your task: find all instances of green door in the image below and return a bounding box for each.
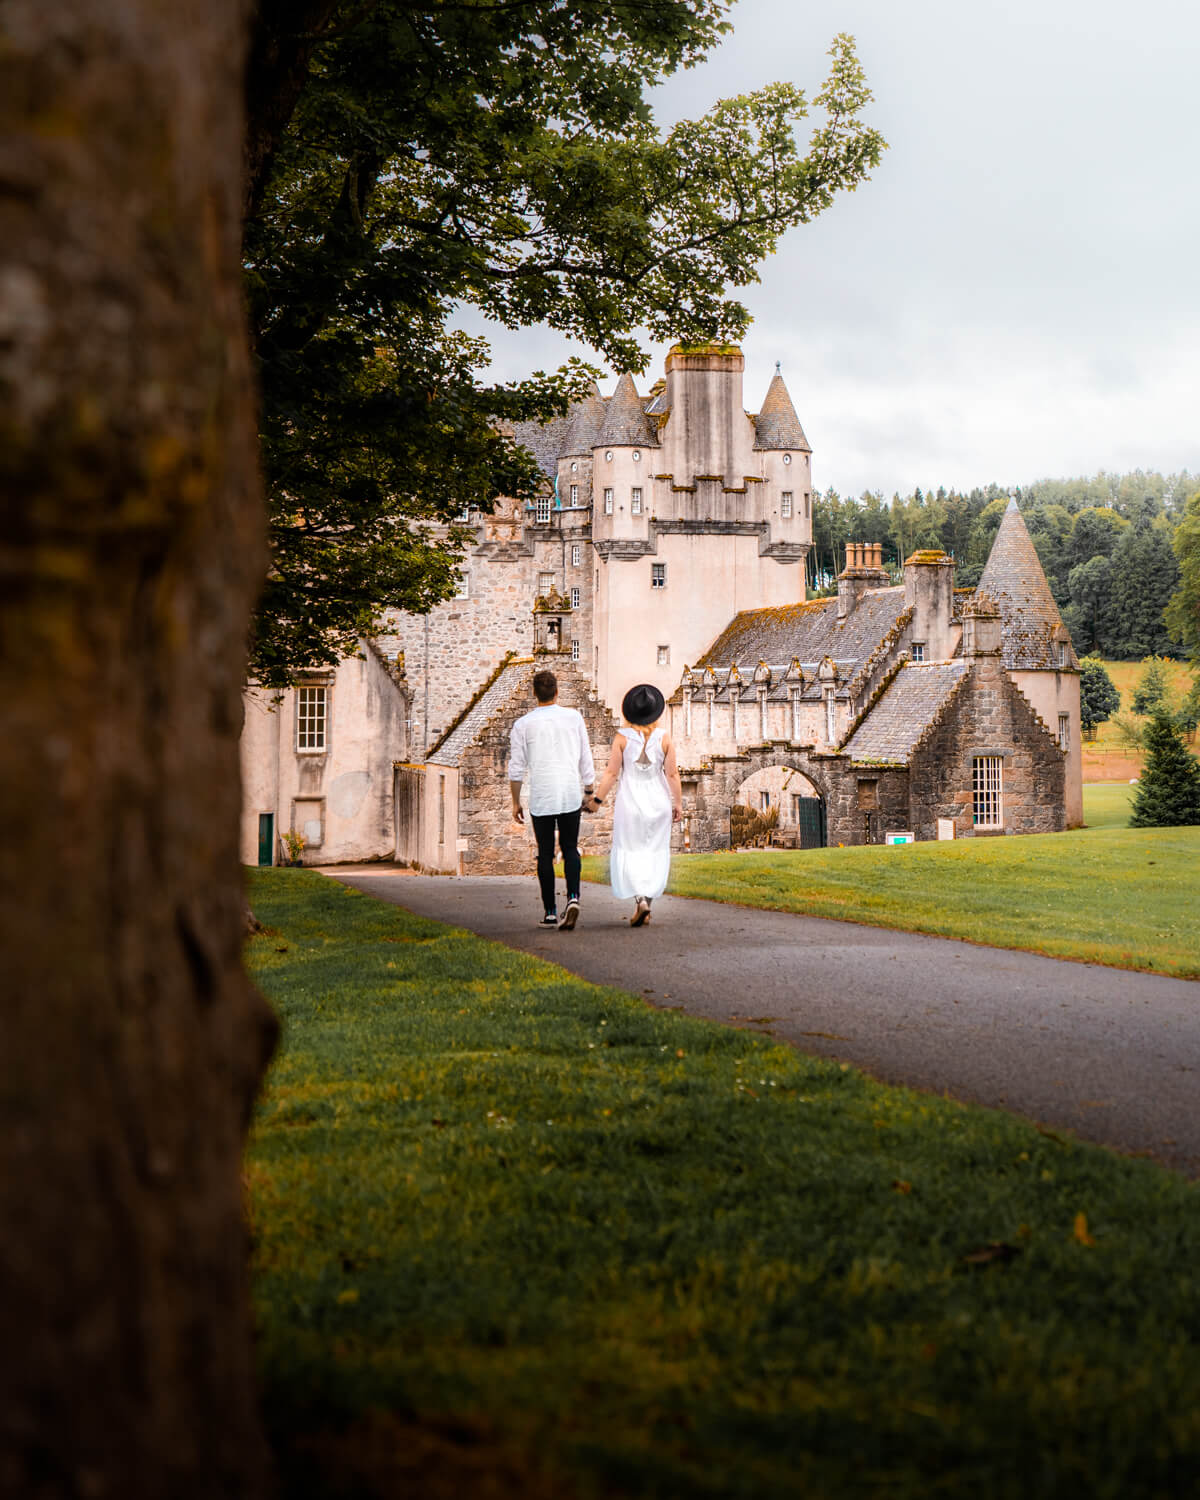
[796,797,826,850]
[257,813,275,866]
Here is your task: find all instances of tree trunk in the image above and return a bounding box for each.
[0,3,276,1495]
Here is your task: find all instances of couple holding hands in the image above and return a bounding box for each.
[507,670,682,931]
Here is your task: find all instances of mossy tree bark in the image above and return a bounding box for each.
[0,3,276,1495]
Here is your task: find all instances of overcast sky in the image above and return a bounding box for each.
[466,0,1200,499]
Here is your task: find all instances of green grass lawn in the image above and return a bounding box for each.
[582,798,1200,979]
[1083,781,1135,829]
[245,869,1200,1500]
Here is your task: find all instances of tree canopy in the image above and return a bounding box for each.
[1078,656,1121,735]
[244,1,886,686]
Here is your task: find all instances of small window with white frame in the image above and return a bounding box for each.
[535,494,552,524]
[781,491,793,518]
[631,487,643,515]
[538,571,555,595]
[570,586,581,609]
[571,543,581,567]
[972,755,1003,828]
[651,563,666,589]
[453,570,469,599]
[604,487,614,515]
[1058,713,1070,751]
[911,641,926,663]
[1056,639,1068,668]
[657,644,670,666]
[569,483,578,506]
[571,638,580,661]
[296,686,327,752]
[759,791,770,812]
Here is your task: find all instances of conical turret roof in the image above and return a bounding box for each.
[975,499,1075,670]
[599,372,658,447]
[562,381,607,456]
[753,370,811,452]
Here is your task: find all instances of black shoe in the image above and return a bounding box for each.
[540,911,558,927]
[559,898,580,931]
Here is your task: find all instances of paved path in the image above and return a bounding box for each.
[328,869,1200,1176]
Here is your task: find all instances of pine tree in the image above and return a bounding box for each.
[1131,656,1170,715]
[1078,656,1121,735]
[1129,713,1200,827]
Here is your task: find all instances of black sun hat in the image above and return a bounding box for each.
[621,683,665,726]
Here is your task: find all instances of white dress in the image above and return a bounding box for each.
[610,727,673,900]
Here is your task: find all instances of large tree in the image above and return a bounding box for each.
[242,2,886,686]
[0,1,276,1495]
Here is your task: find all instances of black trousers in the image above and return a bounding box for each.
[530,808,581,913]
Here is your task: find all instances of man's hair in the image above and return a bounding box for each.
[533,670,558,703]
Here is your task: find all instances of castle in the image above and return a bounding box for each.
[240,345,1082,871]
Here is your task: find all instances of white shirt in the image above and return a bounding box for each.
[507,703,595,817]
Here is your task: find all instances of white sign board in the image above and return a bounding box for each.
[885,831,915,846]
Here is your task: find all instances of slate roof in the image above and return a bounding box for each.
[753,371,811,452]
[510,414,574,481]
[564,382,607,456]
[426,658,534,766]
[600,372,659,448]
[842,661,970,764]
[976,499,1076,670]
[697,589,907,677]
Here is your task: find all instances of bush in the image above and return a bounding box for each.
[1129,712,1200,827]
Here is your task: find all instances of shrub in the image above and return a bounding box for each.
[1129,712,1200,827]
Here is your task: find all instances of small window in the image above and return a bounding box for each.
[571,544,581,567]
[604,450,613,462]
[569,483,579,506]
[296,686,327,752]
[631,488,643,515]
[538,571,555,595]
[783,453,792,466]
[911,641,926,663]
[571,638,580,662]
[632,450,641,462]
[604,487,614,514]
[454,505,470,521]
[1059,713,1070,751]
[972,755,1003,828]
[804,492,811,518]
[759,791,770,812]
[570,586,581,609]
[1056,640,1068,668]
[453,571,469,599]
[651,563,666,589]
[657,645,670,666]
[570,461,578,472]
[781,491,793,518]
[535,495,552,524]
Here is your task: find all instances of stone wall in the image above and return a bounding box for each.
[683,743,910,852]
[454,664,619,876]
[908,658,1066,838]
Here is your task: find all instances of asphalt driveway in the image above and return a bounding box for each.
[327,869,1200,1176]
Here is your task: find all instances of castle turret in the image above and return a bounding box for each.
[754,364,813,551]
[753,369,811,454]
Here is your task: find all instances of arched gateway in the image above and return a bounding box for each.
[683,743,854,854]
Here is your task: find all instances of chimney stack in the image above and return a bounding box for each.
[837,540,890,620]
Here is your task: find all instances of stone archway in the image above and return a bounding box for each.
[731,763,826,848]
[685,743,844,853]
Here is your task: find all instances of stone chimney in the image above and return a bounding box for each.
[961,592,1003,658]
[837,541,890,620]
[660,344,753,487]
[903,549,955,661]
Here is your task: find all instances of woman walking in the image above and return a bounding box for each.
[587,684,682,926]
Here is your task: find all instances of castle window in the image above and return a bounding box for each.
[454,570,469,599]
[1059,713,1070,751]
[571,639,580,662]
[759,791,770,812]
[538,571,555,595]
[791,693,802,741]
[569,483,579,505]
[571,544,581,567]
[657,645,670,666]
[911,641,925,663]
[604,450,613,462]
[632,450,641,462]
[824,688,836,744]
[632,488,643,515]
[781,491,793,518]
[570,587,581,609]
[972,756,1003,828]
[604,488,614,514]
[760,691,769,740]
[296,687,327,752]
[1056,640,1068,667]
[570,462,578,472]
[783,453,792,466]
[535,495,552,524]
[651,563,666,589]
[804,492,811,518]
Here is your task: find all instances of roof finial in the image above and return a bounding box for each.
[775,360,781,375]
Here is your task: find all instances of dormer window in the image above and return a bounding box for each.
[912,642,926,663]
[1056,639,1068,668]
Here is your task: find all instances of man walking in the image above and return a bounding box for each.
[508,670,595,930]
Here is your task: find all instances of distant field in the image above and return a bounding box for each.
[1082,782,1134,829]
[1082,658,1195,783]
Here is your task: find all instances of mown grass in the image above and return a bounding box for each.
[583,813,1200,979]
[1083,782,1135,829]
[246,869,1200,1500]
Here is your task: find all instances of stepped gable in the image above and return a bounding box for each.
[975,499,1075,670]
[697,589,907,679]
[752,370,811,452]
[599,372,659,448]
[427,658,535,765]
[842,661,970,764]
